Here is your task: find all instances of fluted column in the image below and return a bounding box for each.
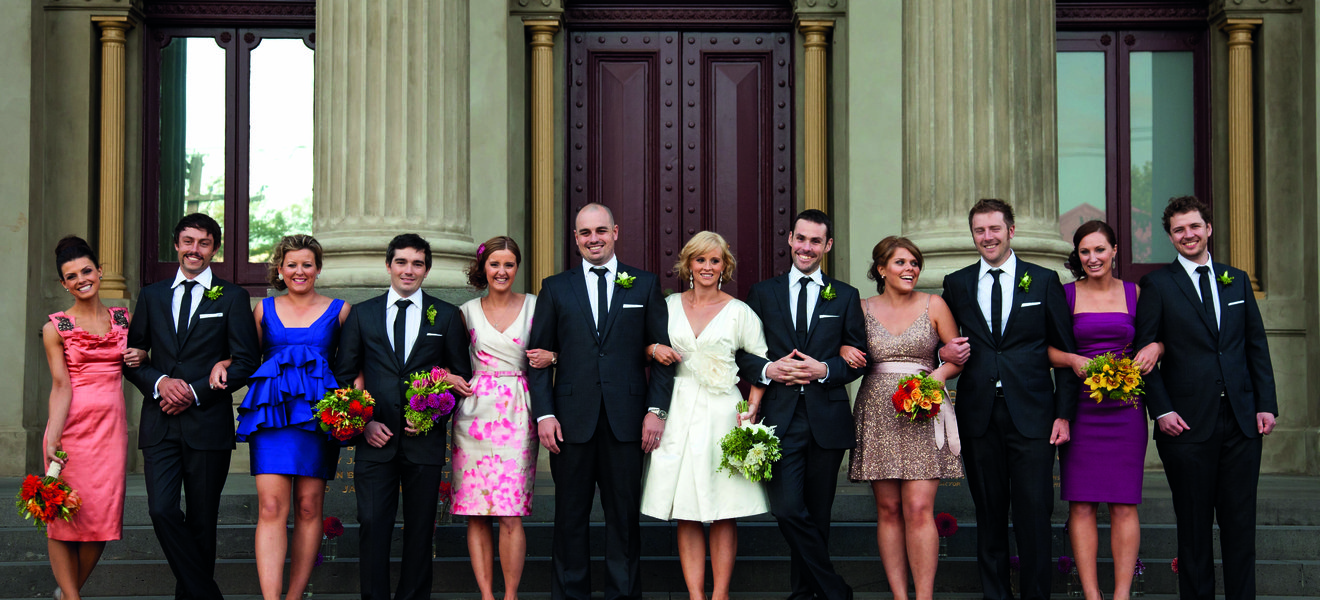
[903,0,1070,281]
[92,16,133,299]
[525,18,558,294]
[314,0,473,288]
[1222,19,1262,292]
[799,20,833,216]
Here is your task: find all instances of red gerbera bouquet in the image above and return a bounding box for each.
[315,388,376,441]
[891,373,945,422]
[15,450,81,531]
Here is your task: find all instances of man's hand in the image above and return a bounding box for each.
[1157,412,1190,437]
[444,373,473,397]
[765,353,803,385]
[790,350,828,381]
[641,412,666,453]
[1049,418,1071,445]
[1257,412,1276,435]
[364,421,392,448]
[158,377,191,405]
[538,417,563,454]
[939,337,971,366]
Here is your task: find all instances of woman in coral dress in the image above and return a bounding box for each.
[42,236,141,600]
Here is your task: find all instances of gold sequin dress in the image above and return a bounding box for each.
[848,303,963,481]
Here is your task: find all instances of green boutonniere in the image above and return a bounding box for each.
[204,286,224,300]
[615,272,636,289]
[1218,271,1234,286]
[426,305,437,326]
[821,283,837,301]
[1018,273,1032,293]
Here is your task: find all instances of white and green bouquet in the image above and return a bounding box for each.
[718,400,782,482]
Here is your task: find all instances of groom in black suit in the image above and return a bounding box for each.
[735,209,866,600]
[1135,196,1277,600]
[938,199,1079,600]
[125,213,260,600]
[333,234,473,600]
[528,203,674,600]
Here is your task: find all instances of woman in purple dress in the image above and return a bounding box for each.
[1049,221,1162,600]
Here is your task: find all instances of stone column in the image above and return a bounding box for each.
[1222,19,1262,292]
[902,0,1070,281]
[799,19,833,216]
[92,16,133,299]
[314,0,473,289]
[525,18,558,294]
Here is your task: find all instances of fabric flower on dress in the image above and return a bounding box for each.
[686,350,738,391]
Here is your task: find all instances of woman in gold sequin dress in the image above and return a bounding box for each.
[842,236,964,600]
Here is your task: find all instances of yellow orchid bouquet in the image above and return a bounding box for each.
[1082,352,1144,408]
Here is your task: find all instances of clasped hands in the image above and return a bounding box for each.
[766,349,829,386]
[157,377,195,415]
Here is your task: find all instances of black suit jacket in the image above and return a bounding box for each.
[1134,261,1277,443]
[941,260,1080,439]
[125,276,261,451]
[333,292,472,465]
[735,273,866,450]
[527,263,675,444]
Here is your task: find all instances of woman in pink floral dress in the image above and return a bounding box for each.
[454,236,552,600]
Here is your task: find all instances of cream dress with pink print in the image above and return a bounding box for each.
[453,295,539,516]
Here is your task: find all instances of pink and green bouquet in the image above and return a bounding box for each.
[405,367,457,435]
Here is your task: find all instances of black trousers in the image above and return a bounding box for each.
[549,404,644,600]
[765,395,850,600]
[961,392,1057,600]
[1157,396,1262,600]
[141,417,231,600]
[355,452,444,600]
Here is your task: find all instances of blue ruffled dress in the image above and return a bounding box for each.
[237,297,343,478]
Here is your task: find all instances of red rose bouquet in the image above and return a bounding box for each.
[891,373,945,422]
[315,388,376,441]
[404,367,456,436]
[15,450,81,531]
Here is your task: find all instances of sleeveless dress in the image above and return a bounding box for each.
[848,299,963,481]
[452,295,539,516]
[236,297,344,479]
[1058,281,1147,504]
[640,295,770,522]
[45,308,129,541]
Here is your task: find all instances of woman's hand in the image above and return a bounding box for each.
[123,348,146,369]
[527,349,557,369]
[650,344,682,366]
[1133,342,1164,375]
[43,439,64,472]
[840,345,867,369]
[1070,355,1088,379]
[209,362,229,390]
[738,401,760,426]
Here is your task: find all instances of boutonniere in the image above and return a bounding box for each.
[615,272,636,289]
[1018,273,1032,293]
[820,283,837,301]
[1217,271,1234,286]
[425,305,437,326]
[204,286,224,301]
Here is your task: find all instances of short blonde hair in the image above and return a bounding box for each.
[674,231,736,285]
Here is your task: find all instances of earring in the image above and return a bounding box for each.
[689,276,695,290]
[278,274,284,281]
[718,278,723,291]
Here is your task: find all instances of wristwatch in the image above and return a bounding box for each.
[647,407,668,420]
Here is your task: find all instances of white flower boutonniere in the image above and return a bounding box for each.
[615,272,636,289]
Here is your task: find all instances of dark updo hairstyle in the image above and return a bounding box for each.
[267,234,324,290]
[867,236,924,294]
[466,236,522,290]
[54,235,99,279]
[1065,220,1118,280]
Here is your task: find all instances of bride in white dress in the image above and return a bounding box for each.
[641,231,769,600]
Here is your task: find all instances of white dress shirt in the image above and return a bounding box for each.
[153,267,215,401]
[977,251,1018,388]
[1176,253,1221,328]
[760,266,829,386]
[582,256,619,324]
[386,287,423,363]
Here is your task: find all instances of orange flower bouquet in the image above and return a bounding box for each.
[891,374,945,422]
[315,388,376,442]
[15,450,81,531]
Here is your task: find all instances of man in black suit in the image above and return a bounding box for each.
[938,199,1079,600]
[333,234,473,600]
[125,213,260,600]
[527,203,674,600]
[1134,196,1276,600]
[734,209,866,600]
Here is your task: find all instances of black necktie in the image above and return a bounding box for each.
[989,268,1004,344]
[796,276,811,344]
[591,267,609,335]
[176,280,198,344]
[393,298,410,364]
[1196,266,1219,336]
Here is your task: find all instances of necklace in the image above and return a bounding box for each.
[483,295,520,330]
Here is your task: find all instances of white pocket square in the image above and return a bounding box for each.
[819,314,840,319]
[1228,300,1245,306]
[198,313,224,319]
[1020,302,1041,308]
[426,332,444,337]
[623,304,645,309]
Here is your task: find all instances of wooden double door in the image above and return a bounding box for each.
[567,31,794,299]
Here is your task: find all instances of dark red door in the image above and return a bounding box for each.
[567,31,794,300]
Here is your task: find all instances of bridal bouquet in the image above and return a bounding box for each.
[892,373,945,422]
[404,367,456,435]
[15,450,81,531]
[718,400,782,482]
[1083,352,1144,407]
[315,388,376,441]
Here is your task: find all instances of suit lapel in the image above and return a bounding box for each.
[403,293,432,373]
[1000,266,1027,342]
[804,274,830,347]
[598,263,630,342]
[157,284,183,354]
[1168,261,1219,339]
[178,284,216,349]
[961,267,994,343]
[564,266,600,340]
[771,274,797,345]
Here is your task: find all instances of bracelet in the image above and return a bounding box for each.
[649,343,657,359]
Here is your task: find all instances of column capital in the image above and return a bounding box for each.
[523,17,560,48]
[796,19,835,42]
[91,14,134,38]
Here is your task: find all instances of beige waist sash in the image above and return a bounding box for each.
[871,361,961,456]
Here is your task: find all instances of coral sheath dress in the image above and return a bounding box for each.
[45,308,129,541]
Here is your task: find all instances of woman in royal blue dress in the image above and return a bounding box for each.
[211,235,350,600]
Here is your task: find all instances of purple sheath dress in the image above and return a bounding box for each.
[1058,281,1148,505]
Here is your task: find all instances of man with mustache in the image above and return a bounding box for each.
[736,209,866,600]
[1135,195,1276,600]
[125,213,260,600]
